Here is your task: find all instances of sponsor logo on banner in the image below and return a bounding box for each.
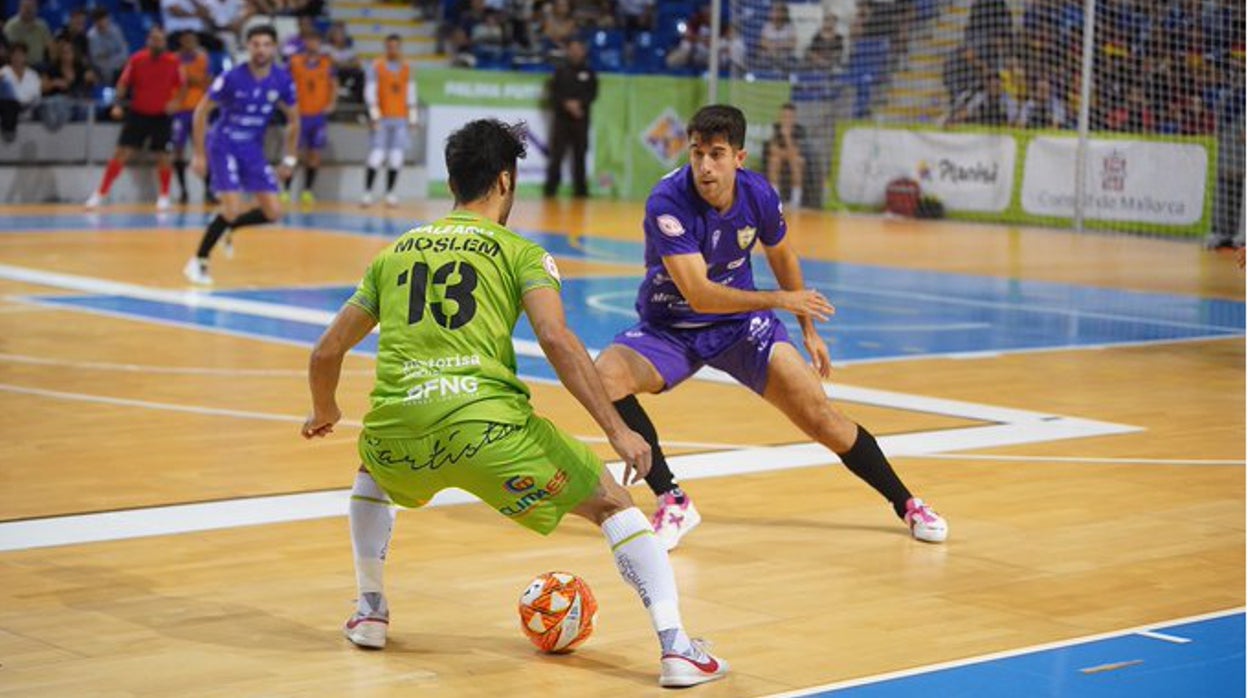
[1020,137,1207,226]
[837,128,1016,213]
[641,108,688,167]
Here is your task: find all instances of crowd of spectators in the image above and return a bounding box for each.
[943,0,1245,136]
[0,0,337,140]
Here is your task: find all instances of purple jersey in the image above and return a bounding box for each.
[207,63,296,145]
[637,165,787,326]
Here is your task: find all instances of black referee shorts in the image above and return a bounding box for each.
[118,112,173,152]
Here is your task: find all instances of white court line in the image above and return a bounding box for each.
[910,453,1244,466]
[1135,630,1193,644]
[0,352,375,377]
[756,607,1244,697]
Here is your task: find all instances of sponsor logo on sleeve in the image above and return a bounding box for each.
[657,214,685,237]
[542,253,561,281]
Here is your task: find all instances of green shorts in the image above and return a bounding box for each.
[358,415,604,535]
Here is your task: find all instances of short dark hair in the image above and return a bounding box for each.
[9,41,27,56]
[445,120,527,203]
[246,24,278,42]
[385,33,402,43]
[781,102,796,111]
[687,104,747,150]
[91,8,109,21]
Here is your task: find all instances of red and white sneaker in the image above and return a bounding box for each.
[652,491,701,551]
[660,638,729,688]
[343,593,389,649]
[904,497,948,543]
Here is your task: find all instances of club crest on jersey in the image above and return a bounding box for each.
[737,226,756,249]
[711,229,721,249]
[267,89,279,102]
[656,214,685,237]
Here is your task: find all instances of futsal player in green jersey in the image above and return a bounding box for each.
[302,119,727,688]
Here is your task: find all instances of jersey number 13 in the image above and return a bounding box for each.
[397,261,478,330]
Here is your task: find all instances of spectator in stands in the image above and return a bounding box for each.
[162,0,207,42]
[665,3,711,71]
[758,2,797,71]
[616,0,653,40]
[1103,82,1154,132]
[965,0,1012,65]
[766,102,806,208]
[543,37,596,198]
[572,0,612,30]
[443,0,487,65]
[718,23,746,74]
[283,16,318,60]
[805,12,845,71]
[1176,93,1215,135]
[0,42,42,142]
[4,0,53,65]
[203,0,251,55]
[57,9,90,61]
[88,9,128,85]
[943,43,982,109]
[37,37,92,131]
[1015,74,1065,128]
[471,9,510,60]
[541,0,580,54]
[325,21,363,106]
[948,71,1017,126]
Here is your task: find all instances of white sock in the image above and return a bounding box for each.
[350,469,395,612]
[601,507,691,654]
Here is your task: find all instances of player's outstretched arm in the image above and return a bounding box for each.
[303,304,377,439]
[522,287,651,483]
[763,237,835,378]
[662,252,834,321]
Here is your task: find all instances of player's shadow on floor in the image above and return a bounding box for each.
[388,633,653,686]
[700,512,905,540]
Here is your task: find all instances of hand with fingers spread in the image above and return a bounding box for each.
[778,288,836,321]
[301,404,342,439]
[609,427,652,485]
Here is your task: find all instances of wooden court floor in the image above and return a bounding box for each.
[0,200,1243,697]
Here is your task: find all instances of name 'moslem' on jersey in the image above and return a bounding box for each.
[207,63,296,143]
[347,210,563,437]
[636,165,787,326]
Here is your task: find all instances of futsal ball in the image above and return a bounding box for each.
[518,571,598,653]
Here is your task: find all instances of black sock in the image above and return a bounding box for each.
[613,395,678,496]
[174,160,187,197]
[364,167,376,190]
[305,166,318,191]
[196,214,230,259]
[231,207,271,229]
[837,425,913,518]
[284,173,293,191]
[385,168,399,193]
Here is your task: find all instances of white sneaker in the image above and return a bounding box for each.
[360,192,374,207]
[182,257,213,286]
[84,191,103,209]
[222,231,234,259]
[156,195,171,211]
[344,593,389,649]
[659,638,729,688]
[384,193,399,208]
[904,497,948,543]
[652,491,701,552]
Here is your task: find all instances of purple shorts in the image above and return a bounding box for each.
[207,134,279,194]
[171,110,194,152]
[299,114,328,151]
[611,310,791,395]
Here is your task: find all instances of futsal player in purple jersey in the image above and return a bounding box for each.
[183,24,300,286]
[595,105,948,550]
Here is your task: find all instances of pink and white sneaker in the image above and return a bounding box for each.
[652,491,701,551]
[904,497,948,543]
[343,593,389,649]
[660,638,729,688]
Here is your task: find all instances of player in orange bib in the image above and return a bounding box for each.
[360,34,417,208]
[171,31,213,206]
[286,29,338,205]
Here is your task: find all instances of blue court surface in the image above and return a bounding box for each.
[13,211,1242,376]
[797,611,1244,698]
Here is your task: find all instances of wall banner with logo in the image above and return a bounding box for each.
[828,121,1216,235]
[418,68,790,199]
[834,126,1017,213]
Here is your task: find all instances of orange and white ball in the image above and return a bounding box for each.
[518,571,597,653]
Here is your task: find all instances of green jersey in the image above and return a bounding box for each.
[346,210,562,438]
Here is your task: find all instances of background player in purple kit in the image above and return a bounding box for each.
[183,25,300,286]
[170,31,214,206]
[594,105,949,550]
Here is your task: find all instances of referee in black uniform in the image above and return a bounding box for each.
[543,38,598,199]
